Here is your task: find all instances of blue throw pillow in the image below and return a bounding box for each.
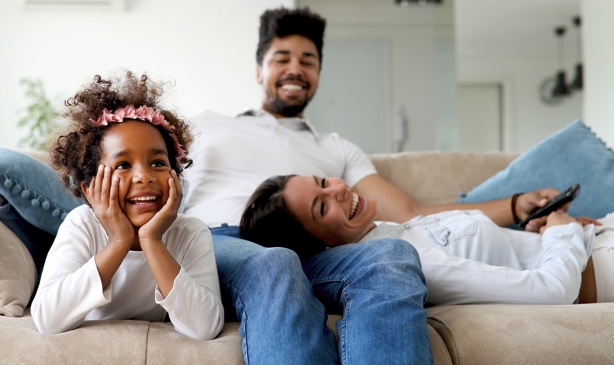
[457,120,614,220]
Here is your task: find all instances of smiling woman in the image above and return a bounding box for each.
[239,174,329,261]
[282,175,377,245]
[240,173,614,306]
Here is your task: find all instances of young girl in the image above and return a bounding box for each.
[30,71,224,341]
[240,175,614,305]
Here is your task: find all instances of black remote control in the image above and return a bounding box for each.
[518,184,581,228]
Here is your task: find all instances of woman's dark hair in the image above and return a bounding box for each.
[256,7,326,67]
[239,175,327,262]
[50,71,193,198]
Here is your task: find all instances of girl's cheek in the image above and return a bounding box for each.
[117,178,129,201]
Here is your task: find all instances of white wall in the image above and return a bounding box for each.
[299,0,457,151]
[0,0,292,149]
[458,0,614,152]
[455,0,585,154]
[582,0,614,148]
[457,52,583,152]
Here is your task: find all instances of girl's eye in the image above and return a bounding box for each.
[115,162,130,170]
[152,160,168,168]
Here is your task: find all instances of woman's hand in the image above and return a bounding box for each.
[84,165,134,249]
[539,211,577,234]
[518,189,601,232]
[138,170,182,242]
[575,216,601,227]
[516,188,566,232]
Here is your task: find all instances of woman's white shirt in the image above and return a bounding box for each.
[362,210,594,305]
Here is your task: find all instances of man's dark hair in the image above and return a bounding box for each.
[239,175,327,262]
[256,7,326,66]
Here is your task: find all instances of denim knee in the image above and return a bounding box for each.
[222,246,317,324]
[236,247,305,287]
[221,245,338,365]
[347,238,428,301]
[358,238,422,267]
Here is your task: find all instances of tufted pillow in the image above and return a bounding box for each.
[0,222,37,317]
[458,120,614,220]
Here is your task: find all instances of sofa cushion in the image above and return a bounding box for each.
[427,303,614,365]
[0,222,37,317]
[457,120,614,221]
[0,309,151,364]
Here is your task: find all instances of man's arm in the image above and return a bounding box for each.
[353,174,558,228]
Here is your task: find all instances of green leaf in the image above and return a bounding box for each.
[17,77,59,149]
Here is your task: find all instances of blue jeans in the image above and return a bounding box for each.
[0,148,82,270]
[212,226,433,365]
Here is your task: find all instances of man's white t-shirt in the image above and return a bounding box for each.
[183,110,377,227]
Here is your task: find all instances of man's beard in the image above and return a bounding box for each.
[269,98,309,117]
[265,91,312,117]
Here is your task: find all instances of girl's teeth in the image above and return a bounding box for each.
[131,196,156,202]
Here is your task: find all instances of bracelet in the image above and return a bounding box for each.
[511,193,523,225]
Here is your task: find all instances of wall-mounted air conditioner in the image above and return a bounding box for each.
[22,0,126,11]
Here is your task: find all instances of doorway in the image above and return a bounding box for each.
[305,38,392,153]
[458,83,504,151]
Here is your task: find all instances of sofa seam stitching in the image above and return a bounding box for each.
[144,322,150,365]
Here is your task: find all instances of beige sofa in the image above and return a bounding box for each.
[1,149,613,364]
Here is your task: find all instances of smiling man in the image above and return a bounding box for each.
[257,33,320,117]
[182,7,434,365]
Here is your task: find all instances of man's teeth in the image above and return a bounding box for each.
[349,193,359,219]
[281,84,303,91]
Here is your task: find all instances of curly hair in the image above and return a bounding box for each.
[49,71,193,198]
[239,175,327,262]
[256,7,326,67]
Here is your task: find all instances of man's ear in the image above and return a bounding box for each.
[256,64,263,85]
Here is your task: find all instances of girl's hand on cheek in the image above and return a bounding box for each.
[139,170,182,242]
[86,165,134,248]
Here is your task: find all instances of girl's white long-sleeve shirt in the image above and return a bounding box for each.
[360,209,595,305]
[31,205,224,341]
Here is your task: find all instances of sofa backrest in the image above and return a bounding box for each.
[369,151,518,206]
[17,148,518,207]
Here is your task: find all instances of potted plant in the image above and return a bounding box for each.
[17,78,59,150]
